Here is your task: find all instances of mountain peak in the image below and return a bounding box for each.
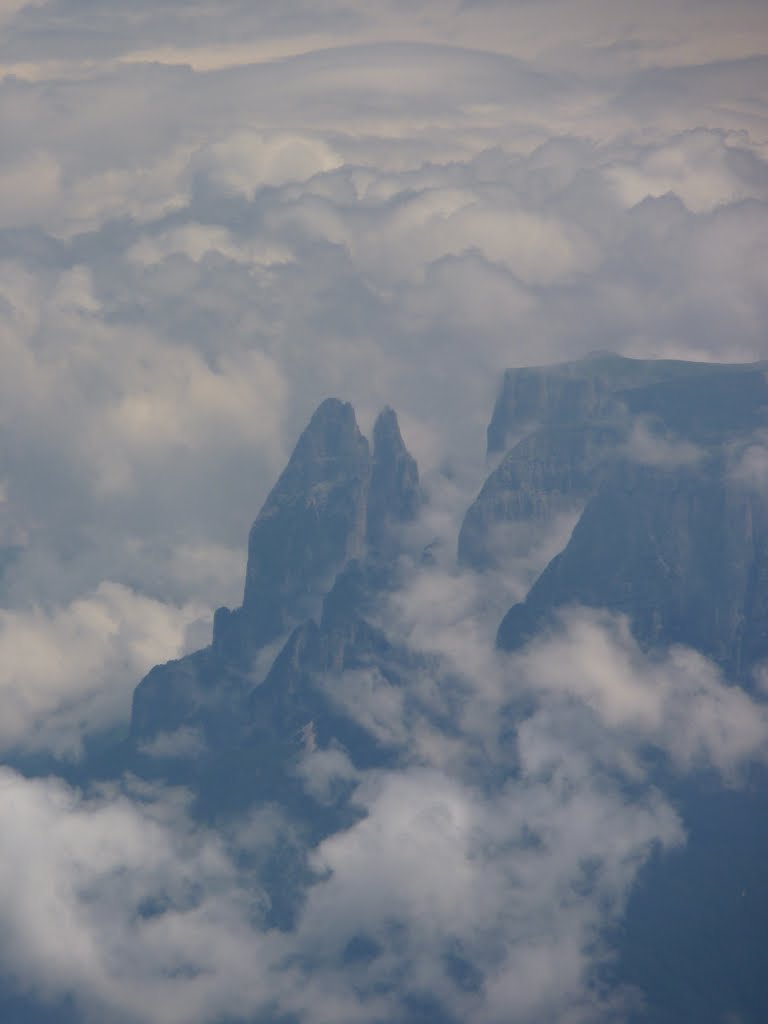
[280,398,368,485]
[208,399,422,662]
[239,399,370,634]
[305,396,359,436]
[372,405,402,446]
[367,406,420,553]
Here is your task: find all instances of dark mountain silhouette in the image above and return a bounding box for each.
[6,356,768,1023]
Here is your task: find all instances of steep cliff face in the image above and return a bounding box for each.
[485,353,768,454]
[496,454,768,679]
[459,423,622,569]
[456,354,768,683]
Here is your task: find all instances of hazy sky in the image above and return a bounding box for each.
[1,1,768,1020]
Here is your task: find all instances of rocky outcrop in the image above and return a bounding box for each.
[232,398,372,656]
[130,400,420,747]
[483,356,768,683]
[496,453,768,680]
[459,422,623,569]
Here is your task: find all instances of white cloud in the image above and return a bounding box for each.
[514,607,768,777]
[2,3,768,1020]
[730,436,768,492]
[191,131,343,198]
[0,151,60,229]
[296,744,360,803]
[622,419,703,468]
[0,582,207,757]
[606,130,767,213]
[138,726,207,760]
[126,224,292,267]
[297,761,682,1023]
[323,667,409,748]
[0,770,283,1024]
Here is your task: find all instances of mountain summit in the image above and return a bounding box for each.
[131,400,420,758]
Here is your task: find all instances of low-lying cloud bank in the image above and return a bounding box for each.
[2,582,767,1022]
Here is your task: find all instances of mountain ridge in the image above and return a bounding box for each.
[106,353,768,1024]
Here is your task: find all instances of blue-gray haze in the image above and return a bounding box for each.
[1,2,768,1021]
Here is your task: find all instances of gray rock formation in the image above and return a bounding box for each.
[496,454,768,680]
[215,398,372,661]
[367,406,421,555]
[482,354,768,683]
[113,360,768,1024]
[458,422,622,569]
[130,400,420,749]
[467,353,768,573]
[485,352,767,454]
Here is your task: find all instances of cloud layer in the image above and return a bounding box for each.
[3,0,768,1020]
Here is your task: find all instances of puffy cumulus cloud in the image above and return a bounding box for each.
[191,131,343,198]
[605,129,768,214]
[0,582,207,757]
[64,148,193,233]
[0,144,190,237]
[512,607,768,778]
[98,345,285,490]
[324,182,597,287]
[126,223,292,267]
[295,763,682,1024]
[0,589,754,1024]
[400,251,533,340]
[0,574,764,1020]
[324,667,411,749]
[0,769,289,1024]
[373,553,768,785]
[282,572,768,1021]
[0,254,286,606]
[0,754,681,1024]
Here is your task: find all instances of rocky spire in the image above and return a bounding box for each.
[366,407,421,555]
[212,400,420,662]
[213,400,370,659]
[243,397,370,616]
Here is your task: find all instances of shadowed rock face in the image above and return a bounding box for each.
[367,406,421,555]
[496,456,768,679]
[240,398,371,649]
[485,352,768,454]
[466,354,768,575]
[455,353,768,683]
[458,423,623,570]
[130,400,420,750]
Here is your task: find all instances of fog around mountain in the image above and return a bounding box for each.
[2,2,768,1021]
